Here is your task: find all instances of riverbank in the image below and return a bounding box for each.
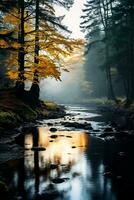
[71,98,134,137]
[0,89,66,132]
[99,103,134,129]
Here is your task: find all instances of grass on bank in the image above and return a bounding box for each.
[0,90,62,129]
[44,101,60,110]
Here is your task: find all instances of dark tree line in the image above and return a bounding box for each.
[81,0,134,105]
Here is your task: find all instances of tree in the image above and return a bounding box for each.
[0,0,84,105]
[109,0,134,104]
[81,0,117,102]
[81,0,134,105]
[29,0,75,101]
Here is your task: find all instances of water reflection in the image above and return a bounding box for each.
[5,127,117,200]
[20,127,89,199]
[25,127,88,168]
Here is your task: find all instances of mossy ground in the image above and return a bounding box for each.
[0,89,65,129]
[44,101,60,110]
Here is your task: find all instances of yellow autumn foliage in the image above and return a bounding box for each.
[0,39,9,48]
[2,7,85,82]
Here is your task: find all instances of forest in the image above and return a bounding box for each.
[81,0,134,105]
[0,1,134,200]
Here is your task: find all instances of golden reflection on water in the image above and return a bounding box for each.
[25,127,89,169]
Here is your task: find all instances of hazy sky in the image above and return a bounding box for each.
[55,0,86,39]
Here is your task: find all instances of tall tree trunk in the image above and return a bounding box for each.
[30,0,40,104]
[126,12,134,105]
[105,36,117,102]
[130,18,134,102]
[16,0,25,95]
[99,0,117,103]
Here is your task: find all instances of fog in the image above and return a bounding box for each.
[40,63,85,103]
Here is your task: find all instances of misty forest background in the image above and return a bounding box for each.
[0,0,134,106]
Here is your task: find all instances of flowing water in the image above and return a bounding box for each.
[0,105,133,200]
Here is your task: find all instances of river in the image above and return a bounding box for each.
[0,105,133,200]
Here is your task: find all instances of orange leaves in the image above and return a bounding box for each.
[22,21,85,82]
[2,4,85,84]
[25,55,61,81]
[0,39,21,50]
[7,70,18,80]
[11,41,21,49]
[3,9,20,26]
[0,29,13,35]
[37,55,61,80]
[0,39,9,48]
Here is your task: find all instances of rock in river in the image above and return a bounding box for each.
[61,121,92,130]
[52,178,69,184]
[72,146,76,148]
[50,164,58,169]
[47,123,53,126]
[31,147,46,151]
[104,127,113,132]
[49,128,57,132]
[50,135,58,139]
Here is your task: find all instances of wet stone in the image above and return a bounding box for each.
[85,125,93,130]
[25,148,31,151]
[93,129,100,132]
[50,135,58,139]
[49,128,57,132]
[47,123,53,126]
[72,146,76,148]
[50,164,58,169]
[31,147,46,151]
[52,178,69,184]
[104,127,113,132]
[52,178,65,184]
[61,121,92,129]
[72,172,81,178]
